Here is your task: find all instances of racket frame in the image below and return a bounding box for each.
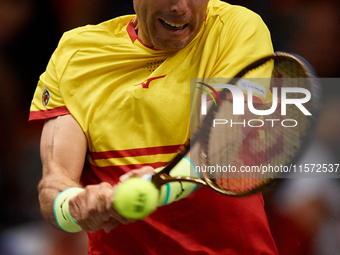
[151,52,321,196]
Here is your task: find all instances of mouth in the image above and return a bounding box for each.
[159,19,189,30]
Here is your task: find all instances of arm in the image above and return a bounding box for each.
[38,114,128,233]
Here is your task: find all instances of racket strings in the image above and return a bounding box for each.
[200,56,315,194]
[265,58,309,173]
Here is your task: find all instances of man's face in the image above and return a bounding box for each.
[133,0,210,51]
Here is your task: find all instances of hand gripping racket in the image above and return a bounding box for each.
[113,52,322,219]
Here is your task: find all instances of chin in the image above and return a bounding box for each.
[153,38,191,51]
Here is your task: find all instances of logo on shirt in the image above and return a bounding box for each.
[134,75,166,89]
[42,85,50,107]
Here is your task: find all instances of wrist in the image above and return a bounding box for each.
[53,187,84,233]
[157,157,199,206]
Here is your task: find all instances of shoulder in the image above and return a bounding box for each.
[43,15,135,84]
[49,15,135,77]
[203,0,271,49]
[207,0,267,29]
[57,15,135,52]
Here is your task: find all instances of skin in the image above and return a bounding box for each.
[133,0,210,51]
[38,0,210,233]
[39,115,155,232]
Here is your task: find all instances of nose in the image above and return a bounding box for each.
[169,0,189,15]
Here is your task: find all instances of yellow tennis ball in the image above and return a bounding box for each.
[113,178,159,219]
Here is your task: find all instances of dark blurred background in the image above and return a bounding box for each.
[0,0,339,254]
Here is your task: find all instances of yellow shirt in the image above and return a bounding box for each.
[30,0,273,172]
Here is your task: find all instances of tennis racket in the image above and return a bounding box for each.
[113,52,321,218]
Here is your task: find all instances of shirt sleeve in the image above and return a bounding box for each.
[29,74,70,126]
[213,6,273,76]
[29,31,77,126]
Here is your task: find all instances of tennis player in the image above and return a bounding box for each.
[30,0,278,254]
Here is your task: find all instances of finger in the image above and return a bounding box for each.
[108,206,132,225]
[69,185,107,232]
[69,194,93,232]
[97,194,111,222]
[103,219,119,233]
[105,185,116,212]
[96,183,114,222]
[105,186,129,223]
[83,184,115,231]
[119,172,133,182]
[130,166,156,177]
[80,190,102,232]
[119,166,156,182]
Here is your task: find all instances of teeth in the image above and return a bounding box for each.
[163,20,185,29]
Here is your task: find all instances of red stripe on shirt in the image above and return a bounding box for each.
[29,106,70,126]
[127,19,159,51]
[81,161,167,187]
[127,19,138,43]
[91,144,183,160]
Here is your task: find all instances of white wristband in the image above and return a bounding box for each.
[53,187,84,233]
[157,157,199,206]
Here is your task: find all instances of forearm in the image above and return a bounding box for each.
[38,172,82,228]
[39,115,87,229]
